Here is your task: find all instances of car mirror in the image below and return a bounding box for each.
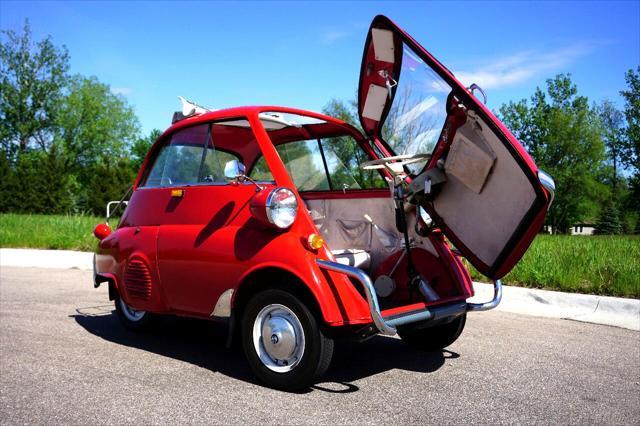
[224,159,247,181]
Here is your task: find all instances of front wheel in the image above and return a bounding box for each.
[114,295,152,330]
[241,289,334,391]
[398,313,466,351]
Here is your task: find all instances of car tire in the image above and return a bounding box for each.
[398,313,466,351]
[241,289,334,391]
[114,294,152,331]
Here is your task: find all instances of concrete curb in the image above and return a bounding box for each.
[1,248,93,270]
[469,282,639,331]
[2,248,638,331]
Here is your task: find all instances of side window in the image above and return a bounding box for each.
[249,135,387,191]
[250,156,275,182]
[278,140,330,191]
[321,135,387,190]
[143,124,208,187]
[200,124,240,183]
[142,122,241,187]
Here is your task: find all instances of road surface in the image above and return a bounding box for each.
[1,267,638,424]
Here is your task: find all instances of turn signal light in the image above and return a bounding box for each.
[307,233,324,250]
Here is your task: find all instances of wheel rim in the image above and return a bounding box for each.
[252,303,305,373]
[119,298,146,322]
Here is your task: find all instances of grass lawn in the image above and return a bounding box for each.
[465,234,640,298]
[1,214,638,298]
[0,213,102,252]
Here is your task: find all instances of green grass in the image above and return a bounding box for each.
[1,214,639,298]
[0,213,102,252]
[465,235,640,298]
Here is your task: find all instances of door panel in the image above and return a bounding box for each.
[156,184,259,315]
[432,115,537,267]
[358,15,552,279]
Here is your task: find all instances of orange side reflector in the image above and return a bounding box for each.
[171,189,184,198]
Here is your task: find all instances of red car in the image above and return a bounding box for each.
[93,15,554,390]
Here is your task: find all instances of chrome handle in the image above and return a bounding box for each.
[537,169,555,210]
[468,83,487,104]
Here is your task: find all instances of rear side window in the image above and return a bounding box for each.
[142,123,240,187]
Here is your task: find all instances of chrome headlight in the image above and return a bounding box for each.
[265,187,298,229]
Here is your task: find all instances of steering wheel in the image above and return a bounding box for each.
[360,153,431,171]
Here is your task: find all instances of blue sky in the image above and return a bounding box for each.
[2,1,639,135]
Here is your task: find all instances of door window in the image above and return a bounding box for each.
[381,46,451,174]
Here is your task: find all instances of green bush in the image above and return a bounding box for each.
[0,149,77,214]
[81,159,136,217]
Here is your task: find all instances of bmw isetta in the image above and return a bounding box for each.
[93,15,555,390]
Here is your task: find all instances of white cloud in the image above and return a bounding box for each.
[320,30,350,45]
[111,87,133,96]
[454,42,601,90]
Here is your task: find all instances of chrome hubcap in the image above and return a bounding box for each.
[253,304,305,373]
[119,298,146,322]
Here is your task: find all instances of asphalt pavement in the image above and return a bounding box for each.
[1,266,638,424]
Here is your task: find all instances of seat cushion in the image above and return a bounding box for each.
[331,249,371,270]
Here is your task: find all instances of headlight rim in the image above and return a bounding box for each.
[265,187,298,229]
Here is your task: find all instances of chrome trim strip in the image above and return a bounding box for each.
[316,259,397,335]
[537,169,555,209]
[211,289,234,318]
[92,253,98,288]
[467,279,502,311]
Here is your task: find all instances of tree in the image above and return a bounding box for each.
[131,128,162,170]
[620,67,640,173]
[499,74,606,233]
[0,20,69,154]
[620,67,640,222]
[54,75,140,172]
[598,100,626,192]
[594,201,622,235]
[322,98,360,130]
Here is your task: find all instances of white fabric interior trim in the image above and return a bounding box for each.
[371,28,395,63]
[444,131,496,194]
[362,84,388,122]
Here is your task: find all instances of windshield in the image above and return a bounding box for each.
[382,45,453,173]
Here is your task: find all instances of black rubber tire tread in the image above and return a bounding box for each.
[241,289,334,391]
[114,295,153,331]
[398,313,467,351]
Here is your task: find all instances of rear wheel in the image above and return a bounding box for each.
[241,289,334,391]
[398,313,466,351]
[114,295,152,330]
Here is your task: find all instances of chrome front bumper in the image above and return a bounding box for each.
[316,259,502,335]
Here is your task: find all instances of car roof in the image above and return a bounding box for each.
[161,105,358,139]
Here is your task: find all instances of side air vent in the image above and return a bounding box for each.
[124,258,152,301]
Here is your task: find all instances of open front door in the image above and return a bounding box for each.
[358,15,553,279]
